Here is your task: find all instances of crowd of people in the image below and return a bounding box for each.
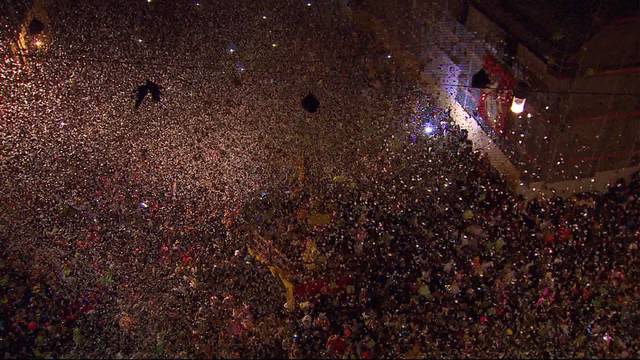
[238,121,640,358]
[2,0,639,358]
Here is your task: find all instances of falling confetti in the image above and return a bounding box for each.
[1,0,639,359]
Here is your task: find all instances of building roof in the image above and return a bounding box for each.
[471,0,639,68]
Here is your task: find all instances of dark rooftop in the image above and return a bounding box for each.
[472,0,640,67]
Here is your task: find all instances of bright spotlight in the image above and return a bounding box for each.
[510,97,526,114]
[423,124,435,135]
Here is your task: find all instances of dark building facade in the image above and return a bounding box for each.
[358,0,640,185]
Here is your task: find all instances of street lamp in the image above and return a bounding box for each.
[25,18,47,50]
[511,81,529,114]
[510,97,526,114]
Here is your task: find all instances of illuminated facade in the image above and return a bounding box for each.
[357,0,640,184]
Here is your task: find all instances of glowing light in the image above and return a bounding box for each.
[512,82,529,114]
[137,38,143,43]
[147,0,152,3]
[306,2,312,6]
[262,15,267,19]
[510,97,526,114]
[33,39,44,48]
[423,124,435,135]
[527,113,532,118]
[545,106,549,110]
[272,43,277,48]
[387,54,392,59]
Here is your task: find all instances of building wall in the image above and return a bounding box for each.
[559,17,640,178]
[465,6,507,57]
[355,0,639,182]
[462,3,640,181]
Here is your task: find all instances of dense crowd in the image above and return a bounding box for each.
[239,121,640,358]
[2,0,639,358]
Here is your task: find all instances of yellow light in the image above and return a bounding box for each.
[510,97,526,114]
[33,39,44,48]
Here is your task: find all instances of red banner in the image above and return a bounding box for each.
[477,54,515,134]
